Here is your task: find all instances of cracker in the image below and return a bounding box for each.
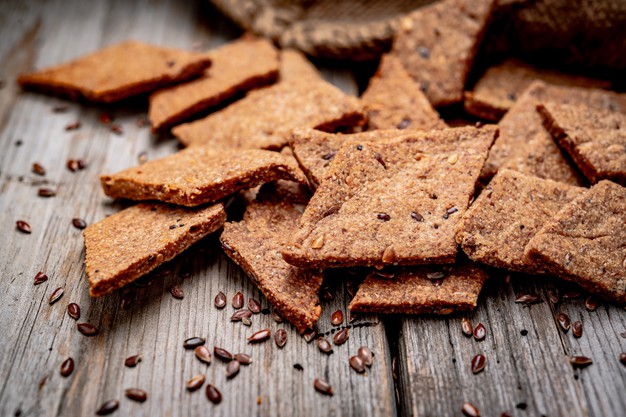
[290,128,411,189]
[538,101,626,185]
[100,147,307,206]
[172,50,365,149]
[220,184,323,333]
[149,37,279,131]
[85,202,225,297]
[18,40,211,103]
[456,169,583,274]
[464,59,612,121]
[482,81,626,184]
[525,181,626,303]
[348,263,488,315]
[390,0,496,107]
[360,54,445,131]
[282,126,497,269]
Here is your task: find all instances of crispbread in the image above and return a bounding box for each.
[525,181,626,303]
[348,263,488,315]
[149,37,279,131]
[456,169,583,273]
[18,41,211,102]
[282,126,497,269]
[85,202,225,297]
[100,147,307,206]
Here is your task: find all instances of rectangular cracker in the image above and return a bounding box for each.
[148,36,279,131]
[172,49,365,149]
[361,54,446,131]
[18,40,211,103]
[538,101,626,185]
[290,128,412,189]
[348,263,488,315]
[100,147,307,206]
[85,202,225,297]
[464,58,612,121]
[220,183,323,333]
[525,181,626,303]
[482,80,626,184]
[456,169,584,274]
[390,0,496,107]
[282,125,498,269]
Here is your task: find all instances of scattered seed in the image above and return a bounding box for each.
[183,337,206,349]
[311,235,325,249]
[169,285,184,299]
[471,354,486,374]
[570,356,592,368]
[206,384,222,404]
[461,318,473,336]
[110,124,123,135]
[242,317,252,326]
[186,374,205,391]
[585,295,599,311]
[16,220,31,234]
[473,323,486,341]
[226,360,240,379]
[274,329,287,348]
[349,355,365,373]
[317,338,333,354]
[125,388,147,402]
[77,322,98,336]
[125,355,142,367]
[572,321,583,338]
[66,159,79,172]
[303,328,317,343]
[60,358,74,377]
[32,162,46,176]
[462,402,480,417]
[547,288,560,304]
[65,121,80,131]
[214,291,226,308]
[76,159,87,170]
[556,313,571,332]
[37,188,56,197]
[333,328,349,345]
[358,346,373,366]
[294,363,304,371]
[520,329,528,336]
[562,291,582,299]
[515,294,541,304]
[271,310,284,323]
[232,292,244,309]
[331,310,344,326]
[34,271,48,285]
[195,346,212,364]
[234,353,252,365]
[49,287,64,304]
[248,298,261,314]
[619,353,626,366]
[230,309,252,322]
[214,347,232,362]
[248,329,271,343]
[72,218,87,229]
[313,379,333,396]
[95,399,119,415]
[67,303,80,320]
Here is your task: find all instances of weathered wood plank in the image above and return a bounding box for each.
[0,1,395,416]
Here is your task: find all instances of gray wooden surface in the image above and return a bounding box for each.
[0,1,624,417]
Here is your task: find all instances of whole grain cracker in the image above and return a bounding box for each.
[348,263,488,315]
[85,202,225,297]
[525,181,626,303]
[18,40,211,102]
[149,37,279,131]
[391,0,496,107]
[456,169,583,274]
[100,147,307,206]
[282,126,497,269]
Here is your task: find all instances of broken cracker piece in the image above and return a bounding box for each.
[361,54,445,131]
[85,202,225,297]
[282,126,497,269]
[525,181,626,303]
[391,0,496,107]
[100,147,307,206]
[349,263,488,315]
[18,40,211,102]
[149,37,279,131]
[456,169,583,274]
[220,184,323,333]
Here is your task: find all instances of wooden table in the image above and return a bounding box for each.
[1,0,624,416]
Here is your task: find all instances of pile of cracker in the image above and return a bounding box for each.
[19,0,625,334]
